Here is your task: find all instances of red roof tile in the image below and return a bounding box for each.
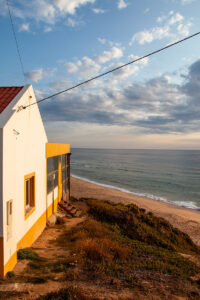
[0,86,24,114]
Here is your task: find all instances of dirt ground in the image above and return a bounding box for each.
[0,216,83,299]
[0,212,151,300]
[0,197,199,300]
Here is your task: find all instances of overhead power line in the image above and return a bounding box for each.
[24,30,200,109]
[6,0,26,83]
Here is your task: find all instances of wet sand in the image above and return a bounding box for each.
[71,176,200,246]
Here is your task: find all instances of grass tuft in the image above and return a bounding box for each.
[17,248,40,261]
[37,286,89,300]
[6,271,16,278]
[27,275,53,284]
[75,237,130,263]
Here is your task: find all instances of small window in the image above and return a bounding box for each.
[24,173,35,219]
[7,200,13,240]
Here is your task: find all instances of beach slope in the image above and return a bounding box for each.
[71,176,200,246]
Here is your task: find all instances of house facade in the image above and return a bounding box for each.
[0,85,70,277]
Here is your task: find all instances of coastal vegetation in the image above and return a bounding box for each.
[2,198,200,299]
[38,199,200,299]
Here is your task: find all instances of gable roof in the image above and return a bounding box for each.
[0,86,24,114]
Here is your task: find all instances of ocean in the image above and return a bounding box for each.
[71,149,200,210]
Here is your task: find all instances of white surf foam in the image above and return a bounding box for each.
[71,174,200,211]
[172,201,200,210]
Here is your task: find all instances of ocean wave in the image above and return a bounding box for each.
[172,201,200,210]
[71,174,200,211]
[71,174,168,202]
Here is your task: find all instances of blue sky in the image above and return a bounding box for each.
[1,0,200,149]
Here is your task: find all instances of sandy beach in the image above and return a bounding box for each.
[71,176,200,246]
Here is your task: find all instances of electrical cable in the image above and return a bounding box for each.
[23,31,200,109]
[6,0,26,83]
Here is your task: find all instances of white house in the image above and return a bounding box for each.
[0,85,70,277]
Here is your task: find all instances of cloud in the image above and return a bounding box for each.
[25,68,56,82]
[144,8,150,14]
[34,89,46,100]
[181,59,200,98]
[1,0,96,24]
[92,8,105,14]
[50,79,73,91]
[25,69,43,83]
[112,64,139,79]
[66,60,82,73]
[95,47,123,64]
[117,0,128,9]
[181,0,194,4]
[44,26,52,32]
[67,17,79,27]
[106,55,148,81]
[130,11,190,45]
[177,22,192,36]
[168,13,184,25]
[79,57,101,77]
[157,11,174,23]
[97,38,106,44]
[65,46,123,80]
[54,0,95,15]
[130,26,171,45]
[19,23,30,32]
[66,57,100,78]
[39,59,200,136]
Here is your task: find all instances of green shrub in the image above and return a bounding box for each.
[17,248,40,261]
[6,271,16,278]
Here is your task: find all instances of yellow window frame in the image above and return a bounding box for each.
[24,172,35,220]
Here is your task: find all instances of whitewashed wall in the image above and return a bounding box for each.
[0,128,3,237]
[1,85,48,265]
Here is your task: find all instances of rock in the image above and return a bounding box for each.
[56,216,66,224]
[74,210,83,218]
[47,214,57,226]
[56,211,66,218]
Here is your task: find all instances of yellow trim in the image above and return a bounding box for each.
[17,210,46,250]
[1,194,61,278]
[0,237,4,278]
[4,209,47,276]
[53,197,59,213]
[4,251,17,277]
[24,172,35,220]
[46,201,53,220]
[46,197,59,219]
[2,208,46,277]
[25,207,35,220]
[46,143,70,158]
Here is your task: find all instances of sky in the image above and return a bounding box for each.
[0,0,200,149]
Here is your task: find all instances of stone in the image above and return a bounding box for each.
[47,214,57,226]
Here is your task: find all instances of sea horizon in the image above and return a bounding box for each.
[71,147,200,151]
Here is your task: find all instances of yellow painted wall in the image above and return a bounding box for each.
[3,251,17,277]
[17,210,46,250]
[46,143,70,158]
[1,196,60,277]
[0,238,4,278]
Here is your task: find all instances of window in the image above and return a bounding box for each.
[47,157,58,195]
[24,173,35,219]
[7,200,13,240]
[62,154,70,198]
